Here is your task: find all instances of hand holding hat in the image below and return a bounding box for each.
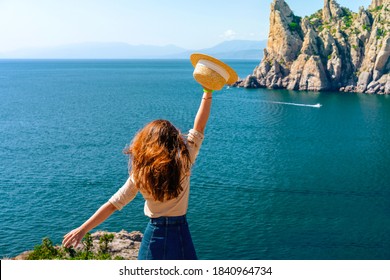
[190,53,238,91]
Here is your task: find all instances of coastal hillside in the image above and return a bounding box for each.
[236,0,390,94]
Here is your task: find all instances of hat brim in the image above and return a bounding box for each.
[190,53,238,85]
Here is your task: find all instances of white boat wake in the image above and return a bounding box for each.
[219,96,322,108]
[265,101,322,108]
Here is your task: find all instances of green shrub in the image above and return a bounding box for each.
[288,22,299,31]
[376,28,386,39]
[288,14,301,32]
[293,15,302,23]
[27,233,119,260]
[81,232,93,259]
[309,9,322,20]
[362,24,371,31]
[342,7,353,16]
[370,5,383,13]
[99,233,114,254]
[27,238,61,260]
[344,20,352,28]
[342,9,353,29]
[352,28,360,35]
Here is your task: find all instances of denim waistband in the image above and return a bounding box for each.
[149,215,187,225]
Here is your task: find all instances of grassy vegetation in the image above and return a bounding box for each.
[370,5,383,13]
[308,9,323,21]
[288,15,302,33]
[342,7,353,16]
[303,5,380,36]
[350,28,360,35]
[376,28,387,39]
[288,22,299,31]
[362,24,371,31]
[27,233,124,260]
[342,11,353,29]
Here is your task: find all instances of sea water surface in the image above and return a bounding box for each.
[0,59,390,260]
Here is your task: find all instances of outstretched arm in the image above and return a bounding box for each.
[62,201,117,248]
[63,177,138,247]
[193,88,213,134]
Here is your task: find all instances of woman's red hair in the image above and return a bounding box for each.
[125,120,191,202]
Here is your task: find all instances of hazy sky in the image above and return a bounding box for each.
[0,0,372,52]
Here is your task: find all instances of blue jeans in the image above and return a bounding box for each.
[138,215,197,260]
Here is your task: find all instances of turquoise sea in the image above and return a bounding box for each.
[0,59,389,260]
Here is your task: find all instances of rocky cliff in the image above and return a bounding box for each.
[236,0,390,94]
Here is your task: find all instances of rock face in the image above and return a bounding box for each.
[323,0,344,22]
[236,0,390,94]
[370,0,386,9]
[84,230,142,260]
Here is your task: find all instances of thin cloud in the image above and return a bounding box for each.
[220,29,237,40]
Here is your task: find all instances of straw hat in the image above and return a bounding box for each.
[190,53,238,91]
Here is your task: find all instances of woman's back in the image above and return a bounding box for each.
[109,128,204,218]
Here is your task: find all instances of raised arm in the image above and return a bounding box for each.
[193,88,213,134]
[62,201,117,248]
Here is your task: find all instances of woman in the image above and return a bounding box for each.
[62,87,213,260]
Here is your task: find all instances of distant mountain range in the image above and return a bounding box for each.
[168,40,266,60]
[0,40,267,60]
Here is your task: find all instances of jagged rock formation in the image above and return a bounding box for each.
[236,0,390,94]
[323,0,343,22]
